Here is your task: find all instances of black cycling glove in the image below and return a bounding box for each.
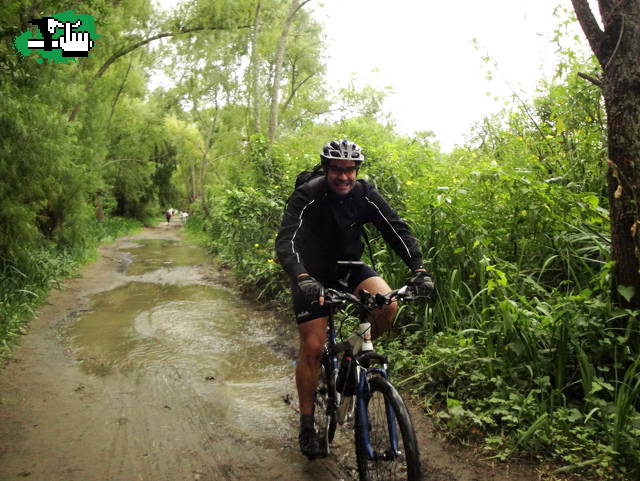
[297,275,324,304]
[407,270,434,297]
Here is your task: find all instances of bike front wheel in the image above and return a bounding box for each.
[314,351,337,454]
[355,375,421,481]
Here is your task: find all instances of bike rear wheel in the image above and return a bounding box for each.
[314,350,337,454]
[355,375,421,481]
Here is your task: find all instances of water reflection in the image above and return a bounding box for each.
[62,237,296,452]
[124,239,211,276]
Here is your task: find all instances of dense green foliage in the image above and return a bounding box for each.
[0,216,141,358]
[187,64,637,480]
[0,0,322,348]
[2,0,638,479]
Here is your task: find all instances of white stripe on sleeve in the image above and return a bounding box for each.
[365,196,412,258]
[291,199,315,263]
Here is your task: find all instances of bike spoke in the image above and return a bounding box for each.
[313,353,337,456]
[366,390,407,478]
[355,376,421,480]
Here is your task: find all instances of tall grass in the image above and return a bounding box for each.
[189,92,638,478]
[0,216,141,359]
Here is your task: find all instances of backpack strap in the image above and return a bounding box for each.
[362,225,377,273]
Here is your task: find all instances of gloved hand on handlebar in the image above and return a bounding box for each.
[297,274,325,305]
[407,270,434,297]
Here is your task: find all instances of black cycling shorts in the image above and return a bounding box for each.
[291,263,379,324]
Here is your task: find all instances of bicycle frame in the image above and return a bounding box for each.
[325,303,402,461]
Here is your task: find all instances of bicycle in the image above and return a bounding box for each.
[313,260,424,481]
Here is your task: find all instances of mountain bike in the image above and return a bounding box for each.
[313,261,423,481]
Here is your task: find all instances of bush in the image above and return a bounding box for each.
[0,216,141,359]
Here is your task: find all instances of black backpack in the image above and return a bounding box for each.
[294,163,323,189]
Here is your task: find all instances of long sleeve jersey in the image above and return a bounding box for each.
[275,176,424,281]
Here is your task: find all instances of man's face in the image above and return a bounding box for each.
[326,159,358,196]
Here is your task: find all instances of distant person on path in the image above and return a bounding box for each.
[275,139,434,459]
[165,209,172,224]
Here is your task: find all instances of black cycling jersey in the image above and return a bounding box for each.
[275,176,424,282]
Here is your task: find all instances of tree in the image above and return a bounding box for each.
[571,0,640,308]
[67,0,255,122]
[267,0,312,145]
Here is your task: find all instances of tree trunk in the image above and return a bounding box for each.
[249,1,262,134]
[198,106,219,200]
[189,158,197,203]
[267,0,311,145]
[572,0,640,309]
[95,191,105,222]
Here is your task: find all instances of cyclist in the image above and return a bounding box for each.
[275,139,434,459]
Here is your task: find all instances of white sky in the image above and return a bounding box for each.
[310,0,594,151]
[154,0,598,152]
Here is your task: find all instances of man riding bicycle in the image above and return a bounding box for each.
[275,139,434,459]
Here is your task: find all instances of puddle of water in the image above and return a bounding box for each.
[123,239,211,276]
[63,236,298,451]
[65,281,295,444]
[65,283,288,383]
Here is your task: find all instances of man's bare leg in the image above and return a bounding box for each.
[296,315,329,458]
[296,316,328,415]
[353,276,398,338]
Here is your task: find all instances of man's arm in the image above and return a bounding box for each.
[364,186,424,272]
[275,189,315,279]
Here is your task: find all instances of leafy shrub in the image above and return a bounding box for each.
[0,217,141,359]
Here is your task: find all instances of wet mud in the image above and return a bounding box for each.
[0,225,346,481]
[0,223,562,481]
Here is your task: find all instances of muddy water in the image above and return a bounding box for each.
[55,238,347,480]
[64,280,291,443]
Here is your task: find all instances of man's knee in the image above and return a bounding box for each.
[354,275,391,297]
[356,277,396,312]
[298,316,327,361]
[300,335,323,357]
[382,299,398,319]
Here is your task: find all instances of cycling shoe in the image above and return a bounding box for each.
[298,426,326,460]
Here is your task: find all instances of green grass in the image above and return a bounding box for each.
[0,216,141,360]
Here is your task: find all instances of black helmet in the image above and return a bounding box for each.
[320,139,365,166]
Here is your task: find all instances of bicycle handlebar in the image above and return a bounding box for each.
[316,260,431,310]
[322,284,418,311]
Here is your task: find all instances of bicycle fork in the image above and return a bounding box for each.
[356,364,402,461]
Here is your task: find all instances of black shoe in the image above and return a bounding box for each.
[299,426,325,460]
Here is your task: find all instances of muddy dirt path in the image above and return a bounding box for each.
[0,224,551,481]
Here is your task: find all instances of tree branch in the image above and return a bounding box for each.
[604,16,625,69]
[109,55,134,124]
[268,0,311,145]
[289,0,312,21]
[68,23,252,121]
[570,0,607,65]
[578,71,603,88]
[283,72,315,111]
